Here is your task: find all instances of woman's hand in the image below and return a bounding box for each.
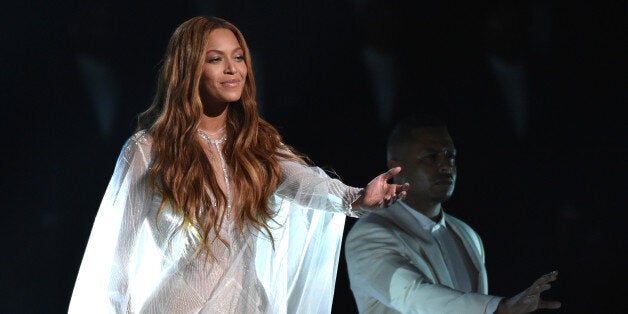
[353,167,409,210]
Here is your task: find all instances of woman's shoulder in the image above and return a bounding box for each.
[121,129,154,157]
[129,129,152,144]
[125,129,153,146]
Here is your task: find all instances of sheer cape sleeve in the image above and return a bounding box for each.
[69,130,157,313]
[255,156,363,313]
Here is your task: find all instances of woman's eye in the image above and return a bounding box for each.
[234,55,245,61]
[207,57,221,63]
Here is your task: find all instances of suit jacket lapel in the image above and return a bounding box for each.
[445,214,488,292]
[445,215,483,273]
[377,204,454,287]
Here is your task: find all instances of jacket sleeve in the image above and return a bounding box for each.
[345,216,496,314]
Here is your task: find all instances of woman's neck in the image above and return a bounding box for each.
[199,103,229,135]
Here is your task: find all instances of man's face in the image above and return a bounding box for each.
[394,127,457,205]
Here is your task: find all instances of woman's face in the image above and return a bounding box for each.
[199,28,248,107]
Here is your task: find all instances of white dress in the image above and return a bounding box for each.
[68,130,363,314]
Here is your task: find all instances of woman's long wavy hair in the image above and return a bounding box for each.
[136,16,301,257]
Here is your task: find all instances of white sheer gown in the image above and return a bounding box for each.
[68,130,364,314]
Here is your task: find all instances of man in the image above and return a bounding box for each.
[344,114,561,313]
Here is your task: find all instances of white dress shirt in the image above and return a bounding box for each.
[401,201,501,313]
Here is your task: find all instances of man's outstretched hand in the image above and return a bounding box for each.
[496,270,562,314]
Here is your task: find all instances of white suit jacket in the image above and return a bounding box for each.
[345,202,495,314]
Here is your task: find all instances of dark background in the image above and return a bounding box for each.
[1,0,625,313]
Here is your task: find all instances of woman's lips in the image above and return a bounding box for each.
[222,80,240,87]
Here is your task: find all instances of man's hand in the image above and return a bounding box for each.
[496,271,562,314]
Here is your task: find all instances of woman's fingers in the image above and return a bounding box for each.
[383,167,402,180]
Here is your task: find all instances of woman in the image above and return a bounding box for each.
[69,16,407,314]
